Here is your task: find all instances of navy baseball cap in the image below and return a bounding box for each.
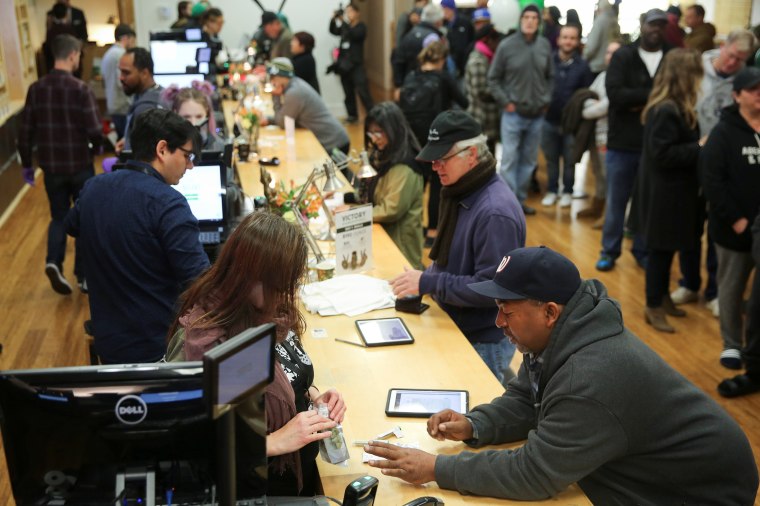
[468,246,582,304]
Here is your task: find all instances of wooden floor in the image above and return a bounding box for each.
[1,126,758,504]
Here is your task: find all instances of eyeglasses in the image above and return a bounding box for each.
[366,130,385,139]
[177,146,196,163]
[432,147,470,167]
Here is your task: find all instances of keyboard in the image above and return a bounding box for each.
[199,230,221,244]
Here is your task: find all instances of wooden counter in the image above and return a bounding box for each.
[226,100,590,504]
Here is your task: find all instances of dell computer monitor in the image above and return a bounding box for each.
[172,160,228,244]
[150,40,208,74]
[153,73,206,89]
[0,362,215,505]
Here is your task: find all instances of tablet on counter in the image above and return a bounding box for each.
[355,317,414,347]
[385,388,469,418]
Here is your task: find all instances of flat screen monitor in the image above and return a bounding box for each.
[0,362,217,505]
[172,160,227,222]
[153,73,206,89]
[173,160,229,245]
[150,40,207,74]
[204,324,276,420]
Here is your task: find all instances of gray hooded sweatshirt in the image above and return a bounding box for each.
[435,279,758,504]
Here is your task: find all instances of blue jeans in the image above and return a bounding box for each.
[541,120,576,194]
[44,168,94,281]
[472,338,516,386]
[601,149,647,261]
[499,111,543,203]
[678,229,718,300]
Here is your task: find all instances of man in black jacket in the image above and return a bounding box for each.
[440,0,473,77]
[392,3,444,89]
[595,9,670,272]
[702,66,760,376]
[330,3,373,122]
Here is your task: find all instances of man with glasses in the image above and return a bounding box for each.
[369,246,758,503]
[390,110,525,384]
[66,109,210,364]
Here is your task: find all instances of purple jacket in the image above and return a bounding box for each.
[419,173,525,343]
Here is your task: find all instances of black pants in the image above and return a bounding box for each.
[340,65,373,118]
[645,249,676,308]
[745,261,760,377]
[44,167,94,281]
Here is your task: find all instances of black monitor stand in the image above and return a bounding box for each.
[218,408,237,506]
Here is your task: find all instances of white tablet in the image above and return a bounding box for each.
[355,317,414,347]
[385,388,469,418]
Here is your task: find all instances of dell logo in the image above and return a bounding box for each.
[115,395,148,425]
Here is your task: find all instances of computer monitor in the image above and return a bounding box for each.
[172,160,228,245]
[0,362,215,505]
[153,73,206,89]
[150,40,208,74]
[204,324,276,420]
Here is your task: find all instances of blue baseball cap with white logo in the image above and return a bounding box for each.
[468,246,581,304]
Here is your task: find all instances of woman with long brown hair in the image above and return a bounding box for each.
[632,48,706,333]
[166,211,346,496]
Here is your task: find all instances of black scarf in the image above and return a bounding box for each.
[429,153,496,267]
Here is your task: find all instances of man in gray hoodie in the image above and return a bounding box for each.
[487,5,553,215]
[365,246,758,504]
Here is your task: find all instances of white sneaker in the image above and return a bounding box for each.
[541,192,557,206]
[559,193,573,208]
[670,286,698,305]
[705,298,719,318]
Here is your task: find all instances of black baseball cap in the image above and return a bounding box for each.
[733,66,760,92]
[643,8,668,24]
[416,110,482,162]
[468,246,582,305]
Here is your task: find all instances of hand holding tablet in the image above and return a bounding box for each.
[385,388,468,418]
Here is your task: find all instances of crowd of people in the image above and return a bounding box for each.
[15,0,760,503]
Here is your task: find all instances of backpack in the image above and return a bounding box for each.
[399,70,444,145]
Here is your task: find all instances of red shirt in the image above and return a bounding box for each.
[18,69,102,174]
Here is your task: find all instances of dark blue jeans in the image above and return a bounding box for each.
[44,168,94,280]
[541,120,575,194]
[601,149,647,261]
[678,230,718,300]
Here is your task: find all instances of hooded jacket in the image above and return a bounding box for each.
[434,279,758,503]
[696,48,739,136]
[701,104,760,252]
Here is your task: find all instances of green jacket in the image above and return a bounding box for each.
[372,163,424,269]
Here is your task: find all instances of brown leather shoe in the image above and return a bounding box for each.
[577,197,605,219]
[645,306,675,333]
[661,295,687,317]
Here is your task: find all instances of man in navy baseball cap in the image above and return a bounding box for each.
[368,244,758,504]
[468,246,581,355]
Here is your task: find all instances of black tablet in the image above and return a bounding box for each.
[385,388,469,418]
[355,317,414,347]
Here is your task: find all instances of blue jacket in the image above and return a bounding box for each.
[66,162,210,363]
[545,51,593,125]
[419,172,525,344]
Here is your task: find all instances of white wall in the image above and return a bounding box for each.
[133,0,348,115]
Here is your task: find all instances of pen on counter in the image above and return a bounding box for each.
[335,338,366,348]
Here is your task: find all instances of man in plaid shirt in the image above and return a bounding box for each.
[18,34,102,295]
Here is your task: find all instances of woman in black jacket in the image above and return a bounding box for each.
[632,48,705,333]
[290,31,320,94]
